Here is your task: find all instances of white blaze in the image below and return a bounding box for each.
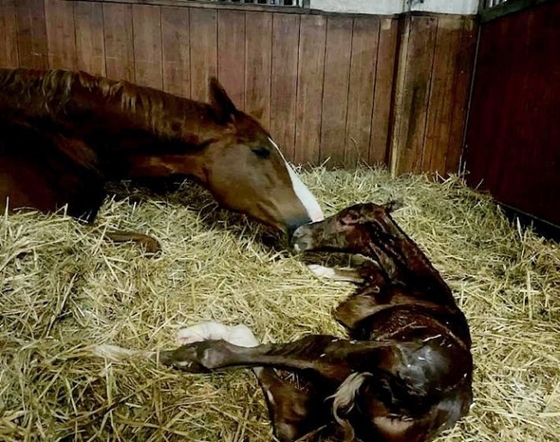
[268,137,325,222]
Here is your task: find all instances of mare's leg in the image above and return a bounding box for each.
[103,229,161,254]
[0,157,61,214]
[1,119,161,254]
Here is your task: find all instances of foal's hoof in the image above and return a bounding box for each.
[158,343,212,373]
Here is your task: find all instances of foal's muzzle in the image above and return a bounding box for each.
[290,223,315,252]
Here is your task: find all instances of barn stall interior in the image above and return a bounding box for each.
[0,0,559,441]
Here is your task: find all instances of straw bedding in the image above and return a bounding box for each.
[0,167,559,441]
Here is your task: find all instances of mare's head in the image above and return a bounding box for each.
[291,201,403,253]
[198,79,324,234]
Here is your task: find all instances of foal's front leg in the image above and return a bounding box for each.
[306,255,381,284]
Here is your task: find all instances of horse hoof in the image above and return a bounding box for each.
[138,236,161,254]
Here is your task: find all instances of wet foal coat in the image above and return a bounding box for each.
[0,68,323,244]
[97,201,473,441]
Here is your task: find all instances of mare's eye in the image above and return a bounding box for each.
[251,146,271,159]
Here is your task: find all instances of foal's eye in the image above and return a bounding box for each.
[340,213,358,226]
[251,146,271,159]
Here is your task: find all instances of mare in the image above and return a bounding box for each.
[0,68,323,251]
[96,201,473,441]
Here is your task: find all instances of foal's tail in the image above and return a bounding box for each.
[330,372,373,442]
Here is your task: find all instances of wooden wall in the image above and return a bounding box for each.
[464,0,560,226]
[390,14,476,176]
[0,0,476,175]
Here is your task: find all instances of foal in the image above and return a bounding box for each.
[97,201,473,441]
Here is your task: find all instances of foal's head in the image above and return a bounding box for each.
[291,201,403,254]
[201,79,324,234]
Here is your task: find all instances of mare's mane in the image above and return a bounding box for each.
[0,68,213,140]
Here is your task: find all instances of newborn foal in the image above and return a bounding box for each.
[97,201,473,441]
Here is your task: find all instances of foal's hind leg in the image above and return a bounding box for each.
[175,322,329,442]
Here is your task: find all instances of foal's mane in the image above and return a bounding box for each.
[0,68,210,139]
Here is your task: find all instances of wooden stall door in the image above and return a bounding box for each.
[0,0,476,174]
[464,0,560,227]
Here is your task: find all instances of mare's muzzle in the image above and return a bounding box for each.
[286,216,312,240]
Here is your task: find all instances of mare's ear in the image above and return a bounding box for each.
[209,77,237,124]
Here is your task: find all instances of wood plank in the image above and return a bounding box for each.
[294,14,327,166]
[244,11,272,127]
[0,0,19,68]
[483,9,535,196]
[15,0,48,69]
[319,16,353,168]
[217,9,246,109]
[519,4,560,224]
[74,1,105,76]
[390,15,438,175]
[161,6,190,98]
[465,2,560,226]
[371,17,398,166]
[103,3,135,81]
[44,0,77,70]
[189,7,217,102]
[446,17,476,174]
[132,4,163,89]
[422,16,464,175]
[270,13,299,161]
[465,16,514,187]
[344,16,379,168]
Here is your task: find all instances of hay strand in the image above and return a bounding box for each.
[1,166,559,441]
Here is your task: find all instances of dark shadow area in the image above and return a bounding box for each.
[499,203,560,243]
[104,176,291,256]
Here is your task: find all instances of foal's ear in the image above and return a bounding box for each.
[353,200,404,223]
[209,77,237,124]
[384,200,404,213]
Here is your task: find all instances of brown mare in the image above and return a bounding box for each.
[96,201,473,442]
[0,68,323,250]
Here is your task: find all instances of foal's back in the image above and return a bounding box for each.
[293,202,473,441]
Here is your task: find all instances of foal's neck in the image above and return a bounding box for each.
[361,219,456,307]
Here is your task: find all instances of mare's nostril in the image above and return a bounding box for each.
[286,216,311,239]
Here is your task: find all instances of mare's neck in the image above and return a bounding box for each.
[89,91,219,181]
[69,74,223,182]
